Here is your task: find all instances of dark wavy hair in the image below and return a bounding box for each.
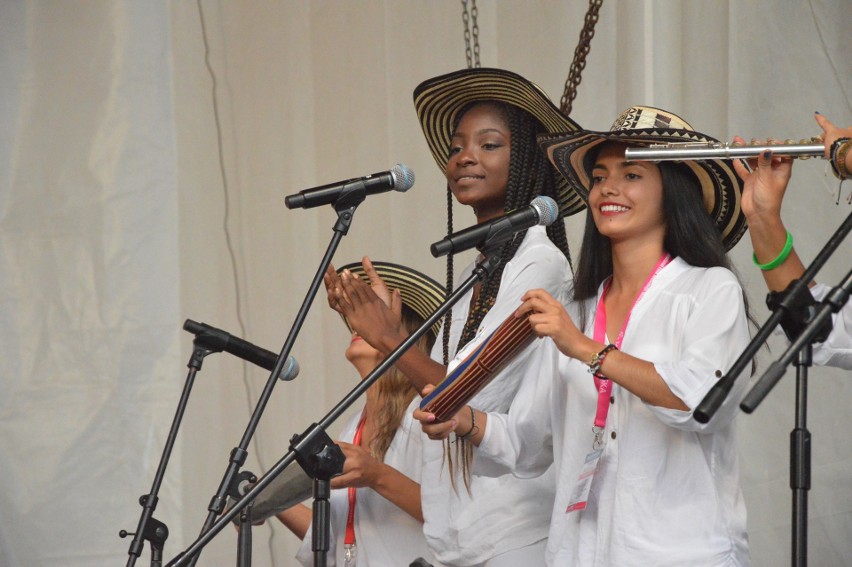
[573,143,756,333]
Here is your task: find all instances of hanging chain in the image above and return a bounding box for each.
[560,0,603,115]
[461,0,481,69]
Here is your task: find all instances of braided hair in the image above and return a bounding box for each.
[441,101,572,364]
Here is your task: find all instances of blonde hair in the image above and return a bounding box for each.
[367,305,435,461]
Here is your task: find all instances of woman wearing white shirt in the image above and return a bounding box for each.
[419,106,755,566]
[277,261,445,567]
[327,68,582,566]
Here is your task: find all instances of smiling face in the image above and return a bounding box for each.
[588,142,666,247]
[445,103,511,223]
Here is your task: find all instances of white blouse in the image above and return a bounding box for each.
[477,258,752,566]
[296,408,442,567]
[422,225,573,565]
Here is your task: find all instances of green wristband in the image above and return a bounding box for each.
[753,230,793,271]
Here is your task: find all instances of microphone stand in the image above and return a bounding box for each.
[120,341,219,567]
[693,210,851,567]
[165,249,506,567]
[694,209,851,423]
[181,189,369,567]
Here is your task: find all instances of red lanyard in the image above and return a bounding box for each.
[591,253,672,430]
[344,414,367,549]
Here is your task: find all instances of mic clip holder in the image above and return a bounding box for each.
[331,181,368,235]
[765,279,832,345]
[120,496,169,567]
[290,424,346,560]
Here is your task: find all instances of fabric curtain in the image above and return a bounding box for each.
[1,1,849,565]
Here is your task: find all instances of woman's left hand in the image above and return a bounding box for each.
[412,385,459,440]
[334,268,405,353]
[331,442,383,489]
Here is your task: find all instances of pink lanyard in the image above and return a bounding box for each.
[591,253,672,430]
[344,415,367,550]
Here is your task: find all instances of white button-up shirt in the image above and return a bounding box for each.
[478,258,752,566]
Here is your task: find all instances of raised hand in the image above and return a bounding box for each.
[334,268,405,353]
[731,136,793,223]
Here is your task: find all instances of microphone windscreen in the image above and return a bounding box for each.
[391,163,415,192]
[279,356,299,381]
[530,195,559,226]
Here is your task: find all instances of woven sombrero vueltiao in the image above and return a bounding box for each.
[413,67,586,218]
[335,261,446,337]
[538,106,747,250]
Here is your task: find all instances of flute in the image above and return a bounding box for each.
[625,140,825,162]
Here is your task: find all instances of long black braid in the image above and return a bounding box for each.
[446,102,572,355]
[440,101,573,491]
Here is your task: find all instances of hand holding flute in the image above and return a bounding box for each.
[624,113,852,179]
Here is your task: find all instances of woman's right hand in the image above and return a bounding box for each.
[516,289,591,360]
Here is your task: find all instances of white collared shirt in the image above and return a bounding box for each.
[478,257,752,566]
[421,225,573,565]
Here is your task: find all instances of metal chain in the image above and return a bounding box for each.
[560,0,604,115]
[461,0,481,69]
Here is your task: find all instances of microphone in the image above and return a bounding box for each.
[430,195,559,257]
[284,164,415,209]
[183,319,299,381]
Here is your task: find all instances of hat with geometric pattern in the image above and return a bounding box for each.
[538,105,747,249]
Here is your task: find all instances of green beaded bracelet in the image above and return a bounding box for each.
[753,230,793,271]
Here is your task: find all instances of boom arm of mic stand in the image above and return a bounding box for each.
[741,267,851,412]
[694,210,852,424]
[165,251,504,566]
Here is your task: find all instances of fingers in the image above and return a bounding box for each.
[419,415,457,440]
[516,289,560,317]
[814,111,835,135]
[413,403,456,440]
[390,288,402,318]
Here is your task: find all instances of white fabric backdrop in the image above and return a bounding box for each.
[1,1,849,566]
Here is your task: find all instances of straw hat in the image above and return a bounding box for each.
[413,67,585,218]
[335,261,446,337]
[538,105,747,249]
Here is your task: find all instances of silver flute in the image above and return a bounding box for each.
[624,141,825,162]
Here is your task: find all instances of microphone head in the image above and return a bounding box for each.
[390,163,415,192]
[279,356,299,381]
[530,196,559,226]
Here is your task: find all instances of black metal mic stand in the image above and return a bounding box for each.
[740,267,850,567]
[165,249,506,567]
[694,209,851,423]
[180,190,368,567]
[120,341,219,567]
[694,210,851,567]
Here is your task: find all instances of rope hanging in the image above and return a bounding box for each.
[461,0,481,69]
[560,0,604,115]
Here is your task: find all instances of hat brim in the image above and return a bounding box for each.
[335,261,446,337]
[538,128,747,250]
[413,68,586,218]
